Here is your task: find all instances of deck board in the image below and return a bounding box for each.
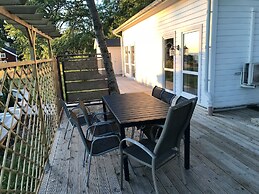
[39,76,259,194]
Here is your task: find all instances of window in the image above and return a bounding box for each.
[0,53,6,58]
[182,30,200,95]
[130,46,135,78]
[125,47,129,63]
[124,46,129,74]
[164,38,174,90]
[130,46,135,64]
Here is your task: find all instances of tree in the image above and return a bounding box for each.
[85,0,120,94]
[97,0,155,38]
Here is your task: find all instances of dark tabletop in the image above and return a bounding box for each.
[102,93,170,127]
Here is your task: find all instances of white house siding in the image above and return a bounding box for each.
[214,0,259,108]
[122,0,208,106]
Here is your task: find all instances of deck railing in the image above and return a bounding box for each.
[0,59,59,193]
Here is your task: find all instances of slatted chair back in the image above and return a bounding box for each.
[69,111,90,151]
[59,98,70,119]
[160,91,176,104]
[176,96,188,104]
[69,110,120,187]
[154,97,197,157]
[77,100,93,126]
[152,86,164,99]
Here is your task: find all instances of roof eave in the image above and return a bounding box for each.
[1,47,18,57]
[113,0,179,34]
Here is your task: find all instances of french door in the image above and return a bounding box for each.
[164,36,175,91]
[124,46,135,78]
[182,29,200,96]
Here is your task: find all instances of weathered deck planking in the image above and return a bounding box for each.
[39,76,259,194]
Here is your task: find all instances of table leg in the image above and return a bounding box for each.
[102,100,107,121]
[184,124,190,169]
[120,125,130,181]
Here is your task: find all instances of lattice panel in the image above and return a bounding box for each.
[0,60,58,193]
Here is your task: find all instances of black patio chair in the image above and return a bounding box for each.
[69,111,120,187]
[142,96,193,141]
[77,100,115,136]
[130,86,165,139]
[120,97,197,194]
[59,98,87,143]
[160,90,176,104]
[152,86,164,99]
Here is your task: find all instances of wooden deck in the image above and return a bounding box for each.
[39,76,259,194]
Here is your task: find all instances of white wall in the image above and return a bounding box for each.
[96,46,122,75]
[214,0,259,108]
[109,47,122,75]
[122,0,208,106]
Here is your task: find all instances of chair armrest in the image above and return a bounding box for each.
[120,138,155,158]
[92,120,114,126]
[92,112,113,122]
[86,121,118,137]
[92,134,120,143]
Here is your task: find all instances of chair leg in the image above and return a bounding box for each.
[83,148,88,167]
[86,153,92,187]
[131,127,135,139]
[152,166,159,194]
[64,121,69,139]
[128,159,137,176]
[67,126,75,149]
[178,154,186,185]
[120,151,124,190]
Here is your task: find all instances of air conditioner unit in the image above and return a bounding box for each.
[242,63,259,85]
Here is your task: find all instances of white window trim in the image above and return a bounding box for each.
[162,31,176,91]
[180,24,203,98]
[0,53,6,59]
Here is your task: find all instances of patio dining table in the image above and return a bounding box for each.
[102,92,191,181]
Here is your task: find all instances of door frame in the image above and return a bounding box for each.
[162,31,176,92]
[180,24,203,99]
[124,45,136,79]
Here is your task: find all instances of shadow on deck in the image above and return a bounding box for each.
[39,77,259,194]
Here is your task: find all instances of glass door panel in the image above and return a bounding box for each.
[182,31,199,95]
[164,38,175,90]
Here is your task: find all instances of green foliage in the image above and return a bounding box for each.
[52,29,94,55]
[98,0,155,38]
[0,0,155,56]
[4,24,50,60]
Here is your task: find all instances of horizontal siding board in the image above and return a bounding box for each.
[217,18,250,25]
[215,46,249,54]
[63,58,100,70]
[67,90,109,102]
[219,0,259,6]
[64,71,107,81]
[216,29,249,36]
[217,35,249,42]
[215,63,246,69]
[217,24,250,30]
[216,40,255,48]
[66,80,108,91]
[218,5,259,12]
[218,12,252,18]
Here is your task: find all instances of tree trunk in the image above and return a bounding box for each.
[85,0,120,94]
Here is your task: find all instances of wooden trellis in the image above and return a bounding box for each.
[0,2,60,193]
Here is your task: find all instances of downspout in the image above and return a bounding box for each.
[248,8,255,76]
[114,32,125,76]
[208,0,218,115]
[205,0,213,115]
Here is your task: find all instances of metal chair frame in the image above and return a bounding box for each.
[120,97,197,194]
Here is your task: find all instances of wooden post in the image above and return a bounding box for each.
[27,27,49,163]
